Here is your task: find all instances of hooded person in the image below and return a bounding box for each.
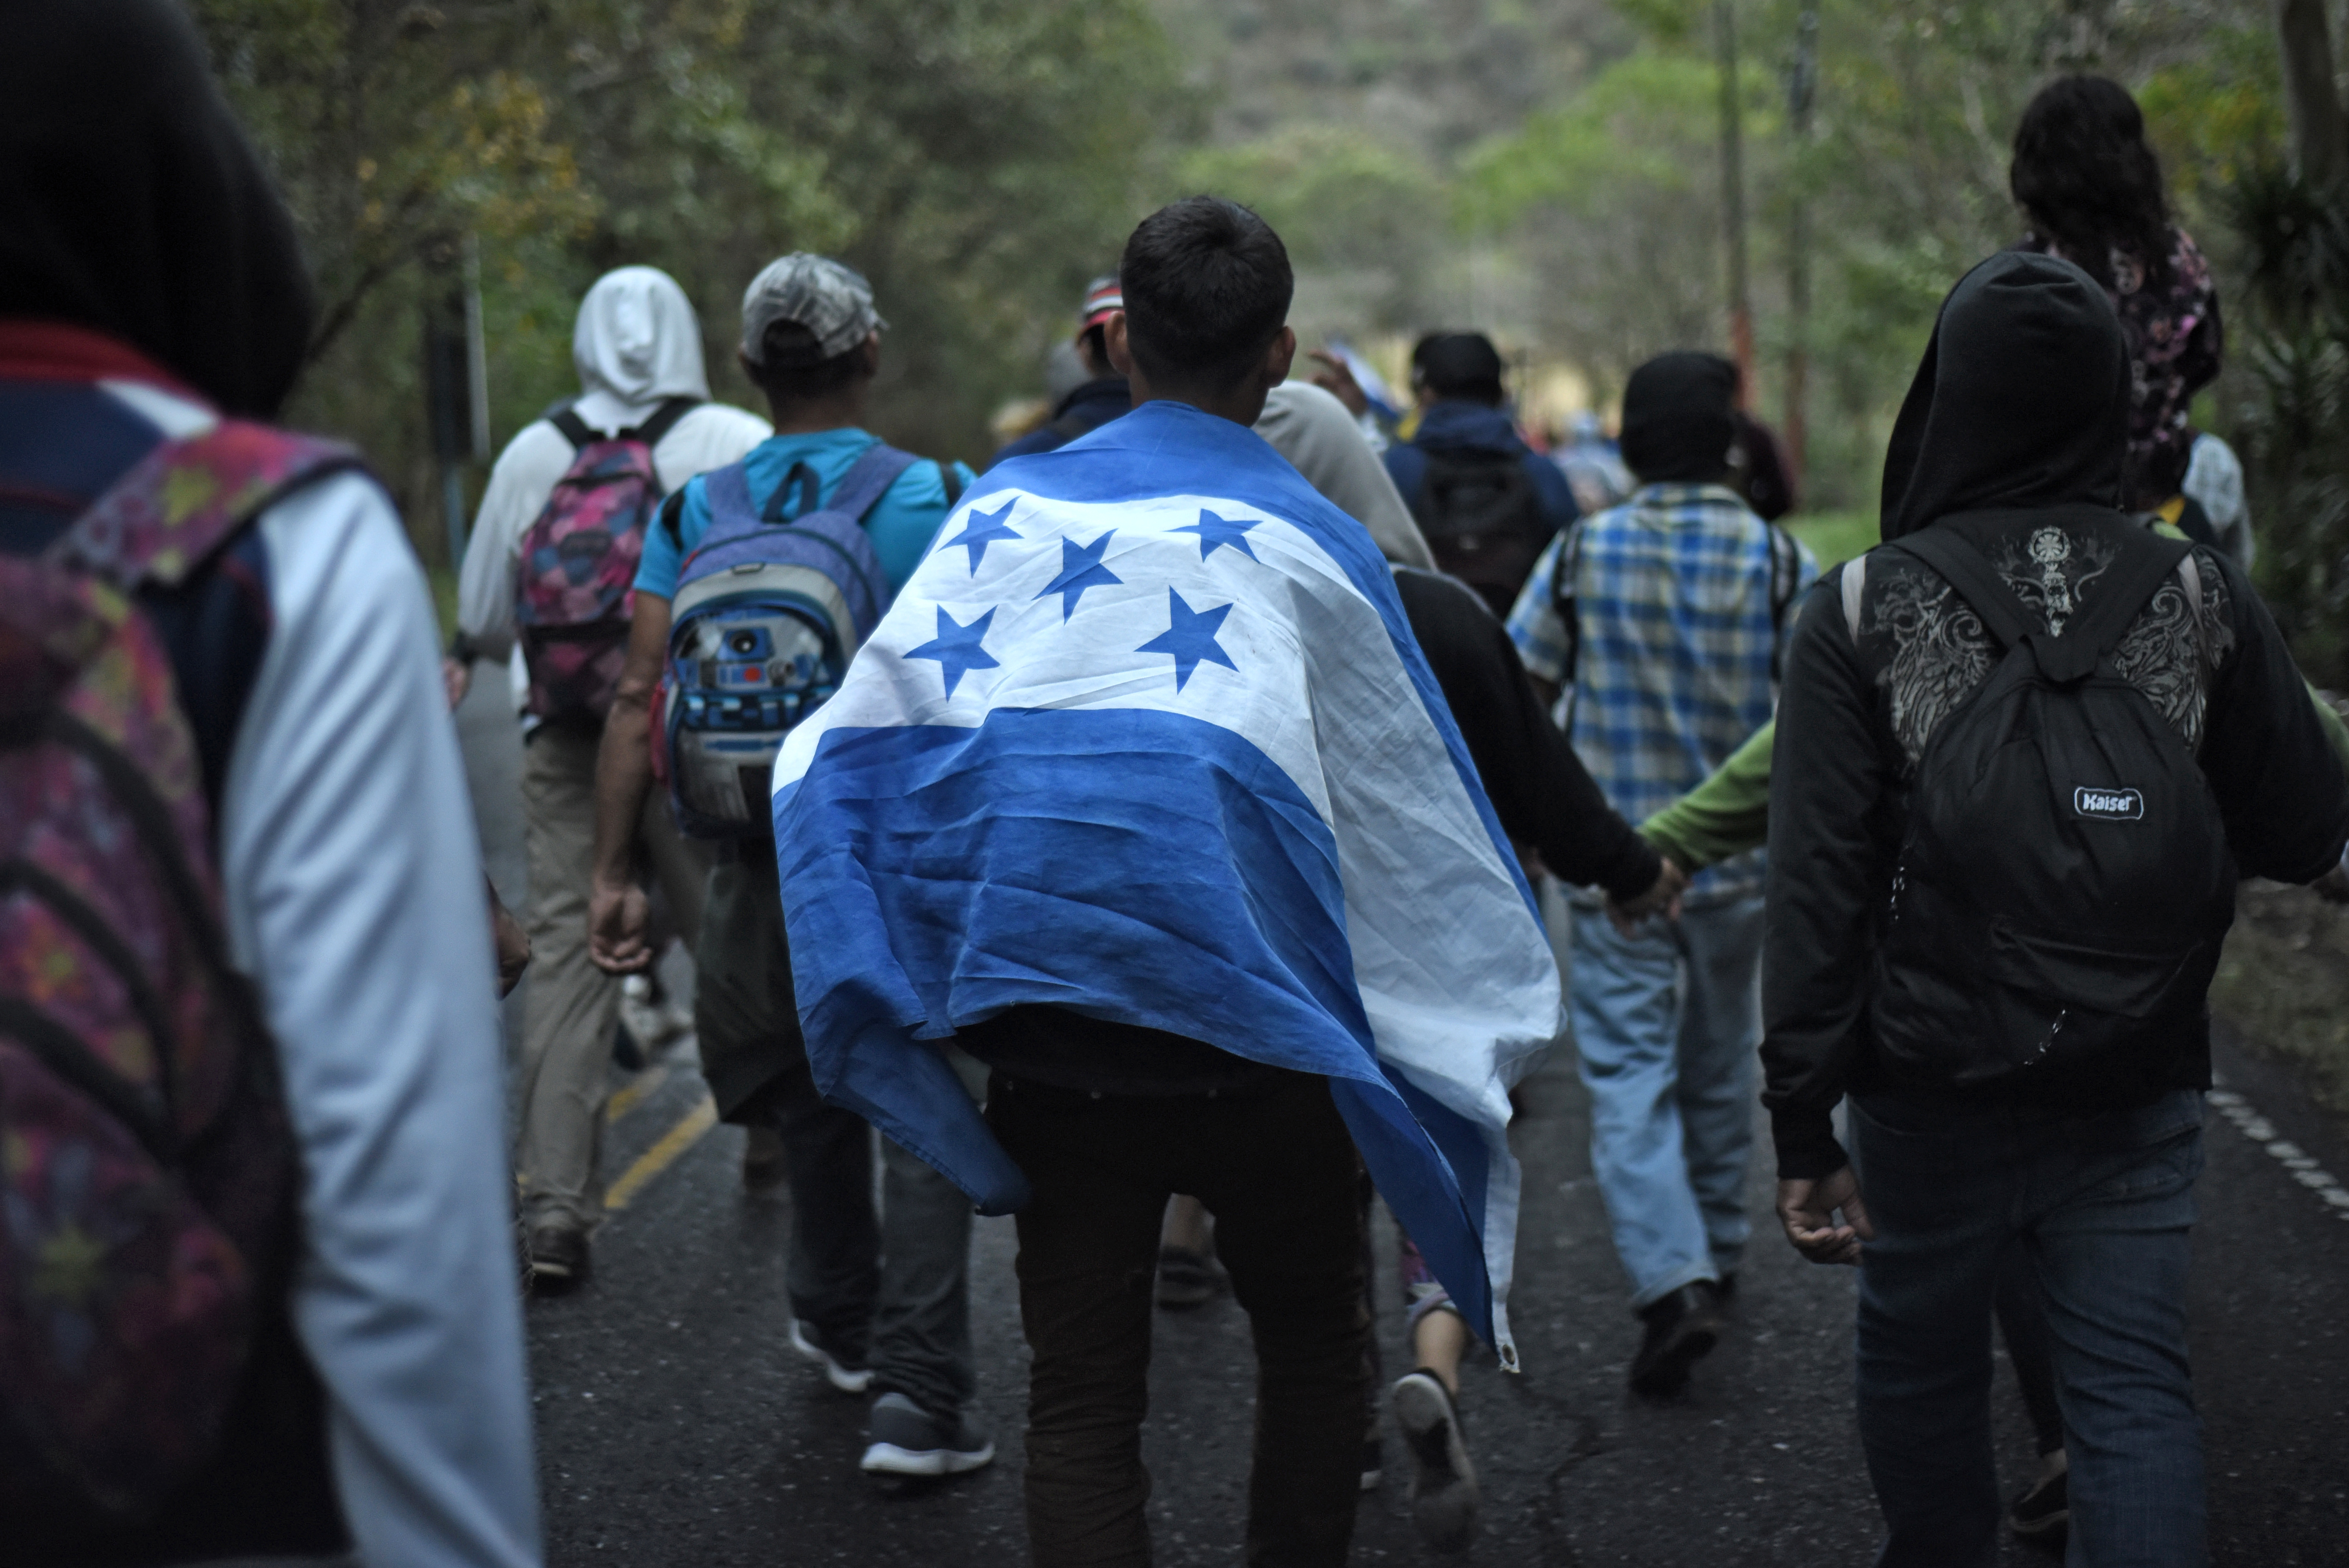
[1382,331,1578,616]
[1256,377,1434,570]
[2,2,539,1563]
[451,267,771,1284]
[1762,249,2348,1568]
[1255,364,1676,1544]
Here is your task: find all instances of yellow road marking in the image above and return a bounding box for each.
[604,1065,670,1125]
[604,1093,716,1211]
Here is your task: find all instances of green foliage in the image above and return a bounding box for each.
[2229,164,2349,683]
[1180,127,1442,328]
[190,0,1185,562]
[1452,0,2292,512]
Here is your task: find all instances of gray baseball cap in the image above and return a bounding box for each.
[739,254,886,365]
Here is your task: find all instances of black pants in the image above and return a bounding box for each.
[988,1066,1368,1568]
[696,852,976,1418]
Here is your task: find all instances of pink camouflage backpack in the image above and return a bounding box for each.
[515,397,699,722]
[0,420,354,1520]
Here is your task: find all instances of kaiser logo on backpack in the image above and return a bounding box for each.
[2074,785,2146,820]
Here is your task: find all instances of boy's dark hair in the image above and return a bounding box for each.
[2010,74,2171,291]
[747,320,869,403]
[1417,333,1505,405]
[1118,196,1292,393]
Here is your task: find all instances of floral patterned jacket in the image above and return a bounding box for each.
[2019,225,2223,505]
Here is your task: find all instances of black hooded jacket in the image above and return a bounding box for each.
[1760,251,2349,1179]
[1,0,314,418]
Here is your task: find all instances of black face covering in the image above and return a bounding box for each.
[1878,250,2129,541]
[1619,351,1738,484]
[0,0,314,417]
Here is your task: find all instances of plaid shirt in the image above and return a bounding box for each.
[1506,482,1816,902]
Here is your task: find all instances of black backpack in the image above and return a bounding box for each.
[1864,514,2235,1091]
[1410,449,1554,619]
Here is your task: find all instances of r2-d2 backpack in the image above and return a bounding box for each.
[657,445,915,837]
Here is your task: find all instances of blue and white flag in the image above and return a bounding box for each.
[772,400,1562,1361]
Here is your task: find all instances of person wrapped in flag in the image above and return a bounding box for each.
[769,197,1561,1567]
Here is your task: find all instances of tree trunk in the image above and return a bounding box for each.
[2274,0,2348,192]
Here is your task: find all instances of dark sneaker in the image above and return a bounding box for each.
[1629,1281,1725,1396]
[1155,1244,1226,1310]
[789,1318,873,1394]
[860,1392,996,1477]
[526,1222,589,1291]
[1360,1435,1384,1492]
[1392,1370,1478,1549]
[2009,1456,2069,1540]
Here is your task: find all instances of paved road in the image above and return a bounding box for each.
[453,672,2349,1566]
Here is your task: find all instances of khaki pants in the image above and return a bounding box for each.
[514,722,708,1230]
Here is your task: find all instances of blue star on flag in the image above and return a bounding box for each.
[940,501,1020,575]
[1136,589,1238,692]
[1035,529,1123,621]
[905,607,1000,697]
[1172,508,1259,563]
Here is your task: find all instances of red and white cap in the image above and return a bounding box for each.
[1077,275,1123,337]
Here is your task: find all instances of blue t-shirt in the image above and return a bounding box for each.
[633,427,971,599]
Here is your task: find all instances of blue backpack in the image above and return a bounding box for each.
[658,445,928,837]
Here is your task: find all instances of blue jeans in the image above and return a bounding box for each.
[1851,1088,2207,1568]
[1569,893,1764,1308]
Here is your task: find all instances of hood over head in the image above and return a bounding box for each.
[1619,353,1738,484]
[571,266,710,434]
[0,0,314,417]
[1256,380,1434,570]
[1879,249,2129,540]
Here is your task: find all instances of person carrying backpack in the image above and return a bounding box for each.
[1382,331,1578,618]
[585,253,987,1481]
[1764,251,2349,1568]
[1503,350,1816,1397]
[452,266,770,1287]
[1,3,537,1562]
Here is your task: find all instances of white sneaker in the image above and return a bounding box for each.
[860,1392,995,1477]
[788,1318,873,1394]
[1393,1369,1479,1548]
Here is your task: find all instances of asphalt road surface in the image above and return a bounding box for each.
[454,667,2349,1566]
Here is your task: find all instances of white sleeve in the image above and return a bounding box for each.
[651,401,773,493]
[456,421,571,662]
[221,473,541,1568]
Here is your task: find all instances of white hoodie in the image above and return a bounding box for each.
[457,267,770,663]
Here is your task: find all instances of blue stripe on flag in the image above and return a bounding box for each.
[775,702,1504,1341]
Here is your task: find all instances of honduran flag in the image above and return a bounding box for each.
[771,399,1561,1361]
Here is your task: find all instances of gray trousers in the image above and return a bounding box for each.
[513,722,708,1230]
[697,852,982,1419]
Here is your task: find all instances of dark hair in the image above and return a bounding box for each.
[1118,196,1293,393]
[2010,75,2172,290]
[1417,332,1505,404]
[747,319,868,403]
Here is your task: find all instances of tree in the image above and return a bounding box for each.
[189,0,1184,564]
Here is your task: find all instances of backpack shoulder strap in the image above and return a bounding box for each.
[2052,525,2194,676]
[827,443,922,522]
[624,396,701,449]
[549,406,595,451]
[52,421,362,592]
[1764,521,1803,680]
[1885,527,2037,653]
[1548,518,1586,691]
[693,461,758,540]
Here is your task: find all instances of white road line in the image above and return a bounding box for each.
[2207,1088,2349,1220]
